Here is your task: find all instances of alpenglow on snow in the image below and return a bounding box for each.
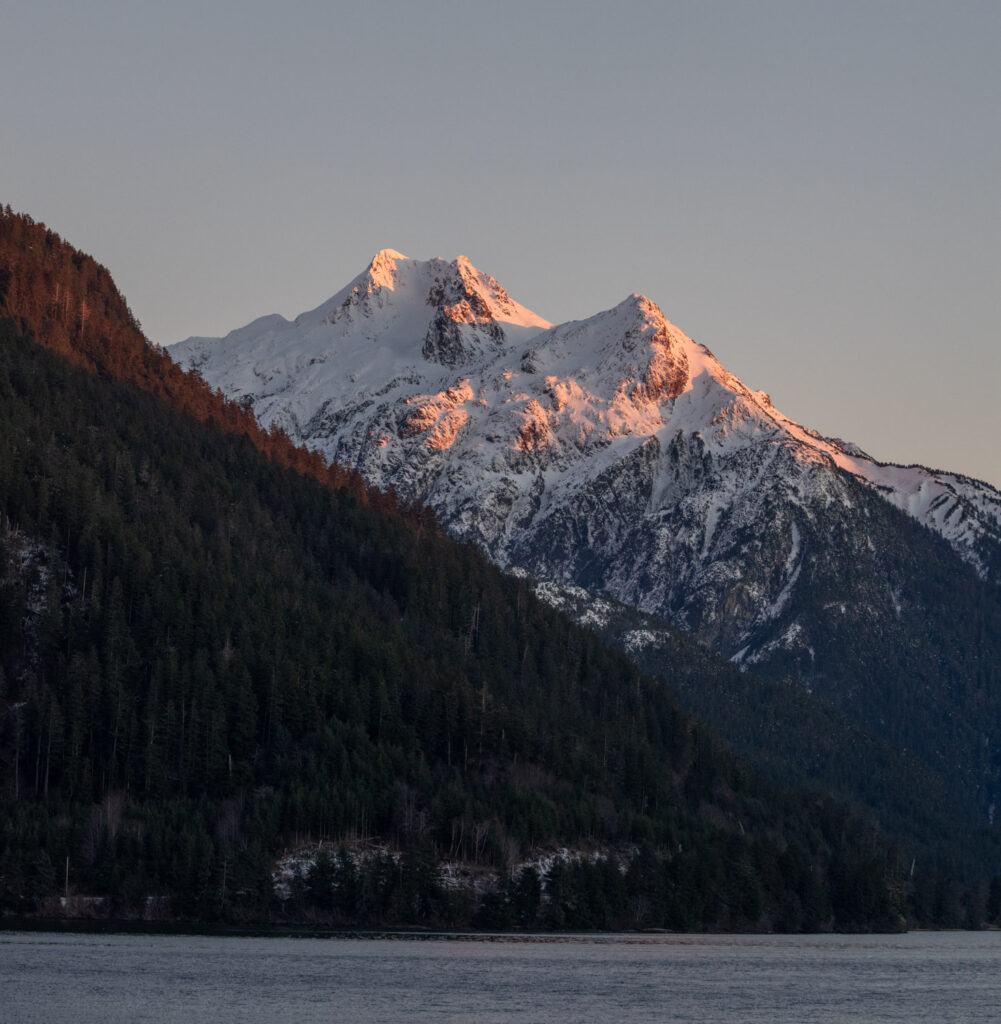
[172,249,1001,669]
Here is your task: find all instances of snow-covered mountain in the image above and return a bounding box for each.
[173,250,1001,657]
[172,249,1001,819]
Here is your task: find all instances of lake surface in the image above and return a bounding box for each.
[1,930,997,1023]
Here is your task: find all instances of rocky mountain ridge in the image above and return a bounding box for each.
[173,250,1001,667]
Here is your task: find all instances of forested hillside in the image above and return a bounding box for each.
[0,314,915,929]
[535,582,1001,899]
[0,207,369,500]
[0,207,989,930]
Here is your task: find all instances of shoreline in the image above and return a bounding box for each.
[0,917,920,940]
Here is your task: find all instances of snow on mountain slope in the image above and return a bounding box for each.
[171,250,1001,665]
[180,249,548,405]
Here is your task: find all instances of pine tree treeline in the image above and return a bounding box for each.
[0,206,947,930]
[280,838,899,933]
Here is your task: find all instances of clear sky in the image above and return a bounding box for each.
[3,1,999,486]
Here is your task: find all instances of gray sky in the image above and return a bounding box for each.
[3,1,999,485]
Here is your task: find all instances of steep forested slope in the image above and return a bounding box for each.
[0,208,919,929]
[0,315,911,929]
[0,206,368,499]
[534,580,1001,885]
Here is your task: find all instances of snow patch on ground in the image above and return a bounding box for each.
[744,622,806,666]
[271,841,630,904]
[622,629,671,655]
[532,580,616,630]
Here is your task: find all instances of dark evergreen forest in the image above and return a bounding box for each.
[548,587,1001,898]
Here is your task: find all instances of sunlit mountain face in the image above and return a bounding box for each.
[173,247,1001,594]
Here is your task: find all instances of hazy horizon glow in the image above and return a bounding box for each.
[3,1,999,485]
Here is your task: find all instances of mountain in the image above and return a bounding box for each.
[172,249,1001,828]
[173,249,1001,585]
[1,207,920,931]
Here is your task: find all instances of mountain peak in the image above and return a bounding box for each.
[171,249,1001,589]
[611,293,672,328]
[364,248,409,290]
[346,251,551,334]
[438,255,552,331]
[632,293,664,317]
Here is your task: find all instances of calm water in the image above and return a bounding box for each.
[1,930,998,1023]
